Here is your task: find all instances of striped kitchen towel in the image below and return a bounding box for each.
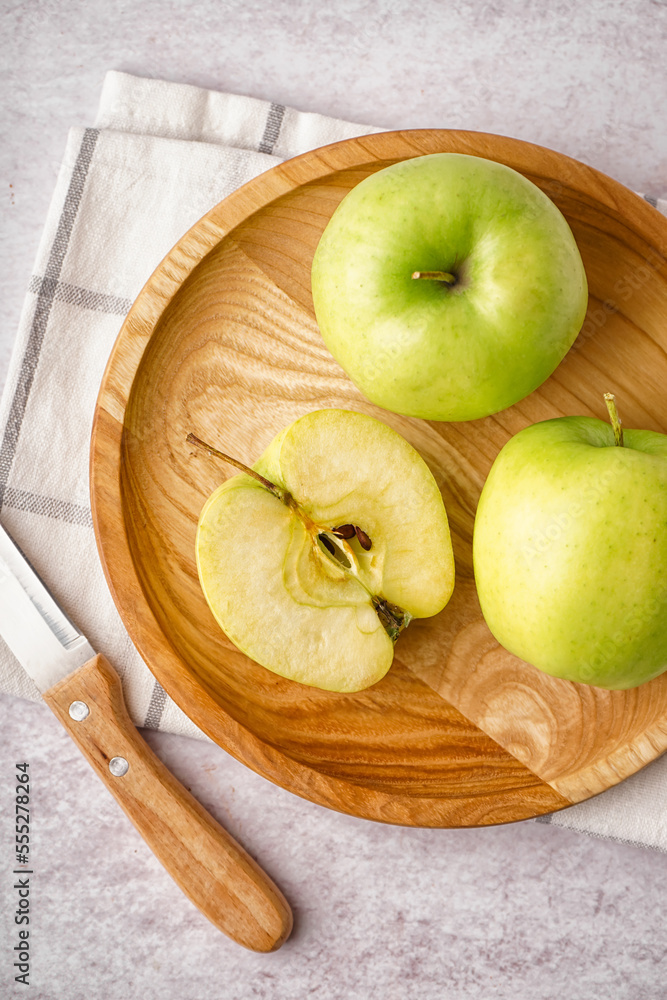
[1,71,666,849]
[0,71,381,740]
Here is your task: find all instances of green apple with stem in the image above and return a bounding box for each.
[473,394,667,688]
[191,409,455,692]
[311,152,588,422]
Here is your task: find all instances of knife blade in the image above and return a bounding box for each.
[0,521,291,951]
[0,526,95,688]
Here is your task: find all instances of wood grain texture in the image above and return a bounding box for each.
[90,129,667,826]
[43,655,292,951]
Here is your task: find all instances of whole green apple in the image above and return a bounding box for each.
[311,152,588,422]
[473,399,667,688]
[193,409,454,692]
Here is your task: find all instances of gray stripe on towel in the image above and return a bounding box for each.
[27,275,132,317]
[3,488,94,527]
[0,128,100,511]
[258,103,285,155]
[144,681,168,729]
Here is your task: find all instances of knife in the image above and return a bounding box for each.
[0,521,292,952]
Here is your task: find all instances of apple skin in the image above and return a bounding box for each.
[473,416,667,689]
[311,153,588,422]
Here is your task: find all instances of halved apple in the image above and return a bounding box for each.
[195,409,455,692]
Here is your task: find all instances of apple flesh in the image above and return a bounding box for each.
[473,413,667,688]
[311,152,588,422]
[195,409,455,692]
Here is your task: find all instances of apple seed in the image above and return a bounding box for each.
[333,523,373,550]
[355,526,372,550]
[317,532,352,569]
[319,533,336,555]
[332,523,356,539]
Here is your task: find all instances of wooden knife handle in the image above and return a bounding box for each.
[43,653,292,952]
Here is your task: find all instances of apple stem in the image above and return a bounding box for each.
[186,433,292,503]
[603,393,624,447]
[411,270,457,285]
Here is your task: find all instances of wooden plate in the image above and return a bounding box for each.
[91,130,667,827]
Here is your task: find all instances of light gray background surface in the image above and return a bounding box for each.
[1,2,666,998]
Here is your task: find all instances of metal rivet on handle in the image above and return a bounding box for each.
[69,701,90,721]
[109,756,129,777]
